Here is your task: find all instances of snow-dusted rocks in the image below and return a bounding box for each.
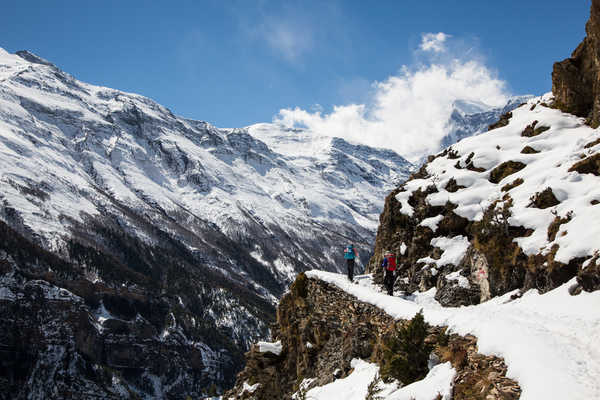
[370,94,600,303]
[296,359,455,400]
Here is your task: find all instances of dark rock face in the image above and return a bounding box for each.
[225,275,520,399]
[552,0,600,126]
[489,161,526,184]
[488,111,513,131]
[0,220,270,399]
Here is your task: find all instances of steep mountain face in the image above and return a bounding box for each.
[0,48,413,397]
[553,0,600,127]
[1,220,245,399]
[368,93,600,305]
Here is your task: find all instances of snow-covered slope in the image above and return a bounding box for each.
[0,46,411,285]
[0,47,414,395]
[305,270,600,400]
[396,93,600,266]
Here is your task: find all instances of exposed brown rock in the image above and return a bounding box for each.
[501,178,524,192]
[445,178,466,193]
[568,153,600,176]
[520,145,540,154]
[552,0,600,127]
[578,253,600,291]
[584,137,600,148]
[521,120,550,137]
[528,187,561,209]
[547,211,573,242]
[488,111,513,131]
[489,161,527,184]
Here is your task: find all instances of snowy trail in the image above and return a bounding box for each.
[306,270,600,400]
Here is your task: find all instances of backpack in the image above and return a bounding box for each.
[384,254,396,271]
[344,245,356,259]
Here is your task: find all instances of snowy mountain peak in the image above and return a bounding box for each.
[451,99,494,115]
[15,49,56,67]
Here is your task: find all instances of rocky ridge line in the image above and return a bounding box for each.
[225,274,520,400]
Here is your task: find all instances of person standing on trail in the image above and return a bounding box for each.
[381,251,397,295]
[344,244,358,281]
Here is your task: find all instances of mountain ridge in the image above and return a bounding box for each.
[0,46,414,397]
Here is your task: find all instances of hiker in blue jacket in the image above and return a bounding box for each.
[344,244,358,281]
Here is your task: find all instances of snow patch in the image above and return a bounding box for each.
[242,381,260,394]
[301,358,455,400]
[445,270,471,289]
[257,340,283,355]
[419,215,444,232]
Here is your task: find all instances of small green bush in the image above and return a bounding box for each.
[381,310,433,385]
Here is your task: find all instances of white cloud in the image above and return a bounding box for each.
[274,33,509,162]
[261,19,314,62]
[420,32,451,53]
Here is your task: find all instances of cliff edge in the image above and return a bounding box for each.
[553,0,600,127]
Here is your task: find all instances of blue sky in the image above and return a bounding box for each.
[0,0,591,131]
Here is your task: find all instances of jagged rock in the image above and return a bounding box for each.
[520,145,540,154]
[578,254,600,291]
[445,178,466,192]
[488,111,513,131]
[500,178,524,192]
[553,0,600,127]
[0,221,245,398]
[528,187,560,209]
[521,120,550,137]
[434,273,480,307]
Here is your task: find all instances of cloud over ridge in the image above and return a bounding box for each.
[274,32,510,162]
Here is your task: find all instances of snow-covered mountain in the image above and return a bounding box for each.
[440,95,534,150]
[0,46,543,398]
[0,47,415,397]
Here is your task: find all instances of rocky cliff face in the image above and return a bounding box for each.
[367,94,600,306]
[553,0,600,127]
[0,220,252,398]
[225,274,520,400]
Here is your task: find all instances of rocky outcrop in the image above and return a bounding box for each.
[552,0,600,127]
[367,169,588,305]
[225,274,520,399]
[367,99,600,306]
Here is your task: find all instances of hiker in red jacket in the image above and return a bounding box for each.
[381,251,397,296]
